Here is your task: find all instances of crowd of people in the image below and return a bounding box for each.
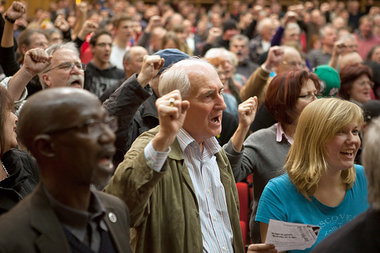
[0,0,380,252]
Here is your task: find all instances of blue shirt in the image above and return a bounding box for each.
[256,165,369,252]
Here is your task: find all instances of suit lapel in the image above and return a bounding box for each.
[96,191,131,253]
[30,184,71,253]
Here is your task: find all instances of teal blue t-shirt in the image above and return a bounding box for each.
[256,165,369,253]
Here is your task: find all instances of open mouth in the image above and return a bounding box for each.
[98,149,115,172]
[341,150,354,159]
[210,115,222,125]
[70,79,82,88]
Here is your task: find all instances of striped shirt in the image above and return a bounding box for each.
[144,128,234,252]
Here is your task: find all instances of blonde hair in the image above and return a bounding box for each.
[286,98,363,200]
[362,117,380,210]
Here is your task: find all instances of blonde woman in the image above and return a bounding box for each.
[249,98,369,253]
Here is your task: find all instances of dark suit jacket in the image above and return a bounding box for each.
[0,183,132,253]
[311,208,380,253]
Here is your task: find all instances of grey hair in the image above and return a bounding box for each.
[285,22,301,34]
[39,42,79,89]
[123,48,133,64]
[158,58,213,98]
[362,116,380,210]
[45,42,79,57]
[204,47,237,66]
[123,46,148,64]
[230,34,249,46]
[338,33,356,43]
[281,45,300,57]
[319,24,336,39]
[204,47,230,58]
[257,18,273,33]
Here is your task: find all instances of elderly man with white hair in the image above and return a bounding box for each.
[105,58,250,253]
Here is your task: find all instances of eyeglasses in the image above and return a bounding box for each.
[44,62,86,73]
[46,116,117,136]
[298,93,317,100]
[357,81,374,87]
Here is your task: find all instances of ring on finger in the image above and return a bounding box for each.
[169,98,175,107]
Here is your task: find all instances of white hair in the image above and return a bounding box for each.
[159,58,214,98]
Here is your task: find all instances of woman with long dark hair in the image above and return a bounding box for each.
[0,86,39,214]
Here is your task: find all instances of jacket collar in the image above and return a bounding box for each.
[30,184,126,253]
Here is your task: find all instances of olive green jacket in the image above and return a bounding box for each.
[105,126,244,253]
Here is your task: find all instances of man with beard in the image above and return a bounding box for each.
[84,30,124,97]
[0,88,132,253]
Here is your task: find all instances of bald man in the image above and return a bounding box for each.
[0,88,132,253]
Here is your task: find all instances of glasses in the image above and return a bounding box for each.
[357,81,374,87]
[46,116,117,136]
[44,62,86,73]
[298,93,317,100]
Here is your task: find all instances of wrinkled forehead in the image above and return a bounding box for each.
[51,48,80,65]
[188,65,221,91]
[284,50,302,61]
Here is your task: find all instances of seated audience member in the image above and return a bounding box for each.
[311,116,380,253]
[0,86,39,215]
[225,70,320,242]
[248,98,369,253]
[84,30,125,97]
[339,63,374,105]
[0,88,132,253]
[105,59,244,253]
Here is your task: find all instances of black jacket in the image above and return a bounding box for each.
[0,148,40,215]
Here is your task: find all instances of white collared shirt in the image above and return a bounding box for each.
[144,128,234,252]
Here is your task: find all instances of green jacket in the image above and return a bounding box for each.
[105,126,244,253]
